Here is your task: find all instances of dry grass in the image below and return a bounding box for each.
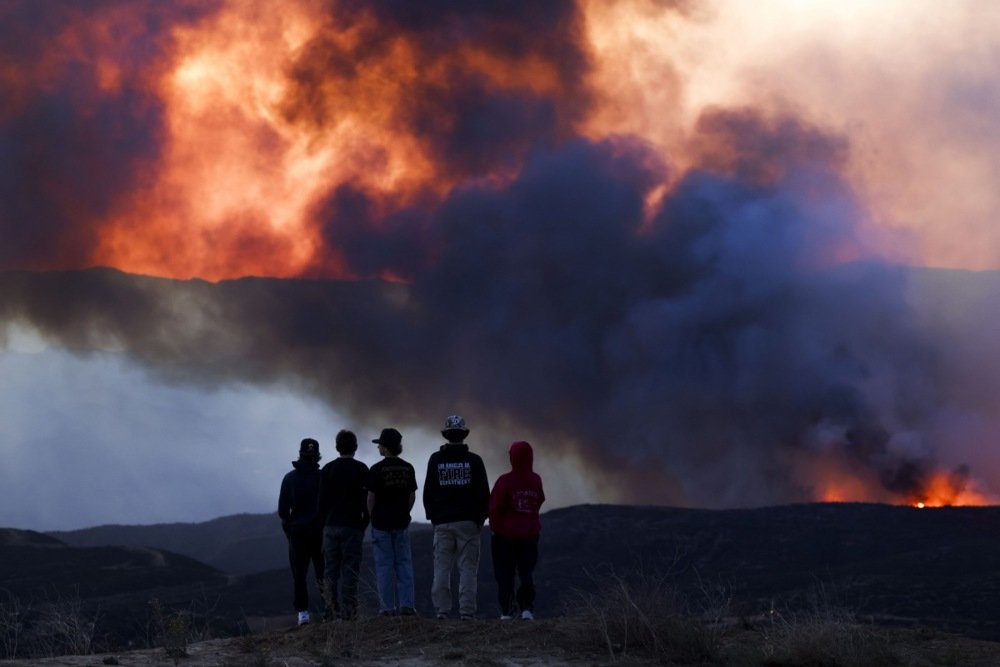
[5,580,1000,666]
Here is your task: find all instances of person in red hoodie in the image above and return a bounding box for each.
[488,440,545,620]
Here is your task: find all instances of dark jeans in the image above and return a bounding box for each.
[287,529,324,612]
[323,525,364,619]
[490,533,538,614]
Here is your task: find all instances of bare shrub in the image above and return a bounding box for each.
[563,564,722,664]
[148,598,191,662]
[0,590,28,659]
[35,590,101,656]
[752,612,901,667]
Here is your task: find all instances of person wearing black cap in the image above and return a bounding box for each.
[367,427,418,616]
[422,415,490,620]
[316,430,370,620]
[278,437,325,626]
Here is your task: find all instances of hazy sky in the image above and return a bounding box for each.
[2,0,1000,530]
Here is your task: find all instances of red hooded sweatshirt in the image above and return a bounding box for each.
[488,441,545,539]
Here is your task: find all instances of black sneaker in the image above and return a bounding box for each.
[399,607,417,616]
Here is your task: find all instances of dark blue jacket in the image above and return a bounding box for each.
[278,459,322,535]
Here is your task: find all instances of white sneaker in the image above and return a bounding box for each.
[500,613,514,620]
[297,610,311,626]
[520,610,534,620]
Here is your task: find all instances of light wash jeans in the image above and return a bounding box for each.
[431,520,481,617]
[371,528,415,613]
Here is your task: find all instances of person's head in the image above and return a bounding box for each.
[372,427,403,456]
[335,429,358,455]
[509,440,533,470]
[441,415,469,443]
[298,437,321,462]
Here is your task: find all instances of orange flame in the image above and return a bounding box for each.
[82,2,581,282]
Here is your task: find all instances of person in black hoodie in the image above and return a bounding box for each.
[316,429,369,620]
[277,437,324,626]
[422,415,490,619]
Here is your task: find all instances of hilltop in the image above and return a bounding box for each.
[2,502,1000,662]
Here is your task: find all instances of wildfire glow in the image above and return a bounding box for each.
[21,0,987,281]
[4,0,1000,510]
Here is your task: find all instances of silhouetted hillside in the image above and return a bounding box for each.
[540,503,1000,638]
[0,530,224,598]
[50,513,287,575]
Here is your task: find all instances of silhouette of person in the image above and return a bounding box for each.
[277,437,325,626]
[489,440,545,620]
[367,427,418,616]
[422,415,490,619]
[316,430,369,620]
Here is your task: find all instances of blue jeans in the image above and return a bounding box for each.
[371,528,415,612]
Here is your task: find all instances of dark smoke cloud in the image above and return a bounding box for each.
[284,0,591,179]
[0,1,987,507]
[0,0,220,269]
[0,109,967,506]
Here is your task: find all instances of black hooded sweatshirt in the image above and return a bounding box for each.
[277,459,322,535]
[422,442,490,526]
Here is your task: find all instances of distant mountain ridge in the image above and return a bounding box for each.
[50,512,291,575]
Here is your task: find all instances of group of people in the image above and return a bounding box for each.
[277,415,545,625]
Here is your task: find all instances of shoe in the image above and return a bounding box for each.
[520,610,534,620]
[500,613,514,620]
[436,612,448,620]
[297,610,311,626]
[399,607,417,616]
[460,614,474,621]
[378,610,395,617]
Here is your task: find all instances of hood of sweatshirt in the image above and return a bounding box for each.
[291,459,320,470]
[509,441,533,472]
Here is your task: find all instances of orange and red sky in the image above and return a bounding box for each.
[4,0,999,280]
[2,1,1000,528]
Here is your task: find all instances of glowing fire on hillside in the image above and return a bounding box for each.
[817,467,997,508]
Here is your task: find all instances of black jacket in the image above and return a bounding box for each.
[278,459,322,535]
[422,443,490,526]
[317,456,370,530]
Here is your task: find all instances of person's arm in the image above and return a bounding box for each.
[278,474,291,521]
[488,476,505,526]
[422,456,436,520]
[360,466,370,528]
[474,457,490,526]
[408,491,416,511]
[315,468,329,526]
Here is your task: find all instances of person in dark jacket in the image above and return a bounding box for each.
[316,430,369,620]
[367,427,418,616]
[277,437,325,626]
[488,440,545,620]
[422,415,490,619]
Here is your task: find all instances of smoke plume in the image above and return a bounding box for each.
[2,0,998,508]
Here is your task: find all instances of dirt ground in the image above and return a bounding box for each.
[6,615,1000,667]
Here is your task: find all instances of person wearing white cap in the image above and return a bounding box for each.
[422,415,490,620]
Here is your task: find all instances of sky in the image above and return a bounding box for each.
[2,0,1000,530]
